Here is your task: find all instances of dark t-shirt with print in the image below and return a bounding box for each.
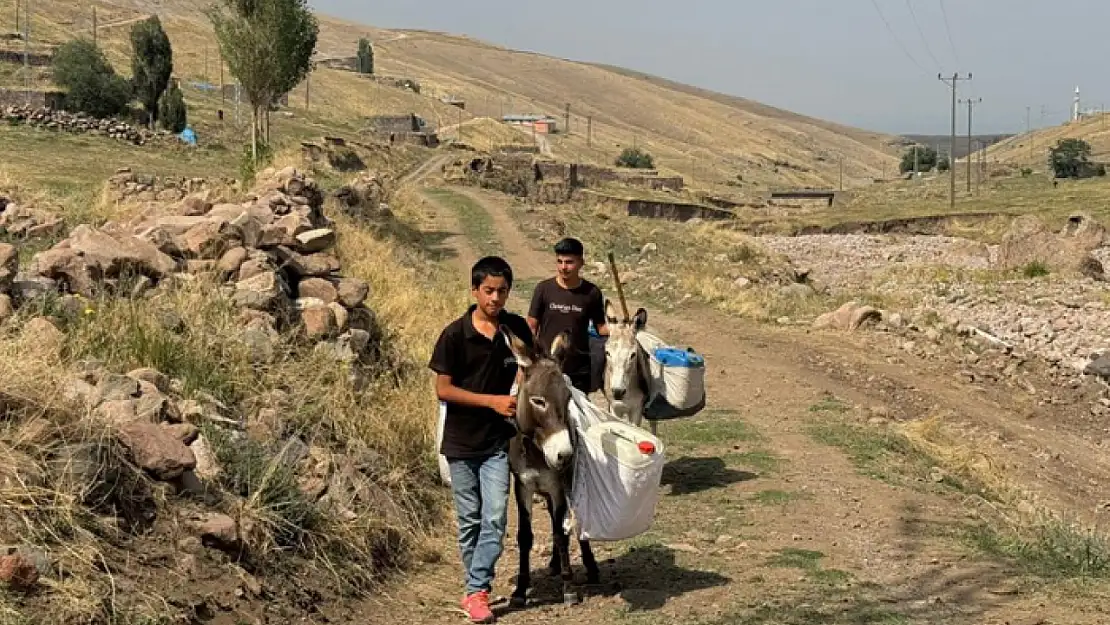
[428,305,533,459]
[528,277,606,381]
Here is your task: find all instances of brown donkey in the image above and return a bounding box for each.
[501,325,600,607]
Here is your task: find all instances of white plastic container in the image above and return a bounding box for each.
[636,331,707,420]
[566,383,665,541]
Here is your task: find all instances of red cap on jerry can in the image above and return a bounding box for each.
[638,441,656,455]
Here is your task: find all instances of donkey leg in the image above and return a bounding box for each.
[579,539,600,585]
[551,496,579,605]
[511,476,534,607]
[649,419,658,436]
[544,494,562,576]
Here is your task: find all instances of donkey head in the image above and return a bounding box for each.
[604,300,648,402]
[502,325,575,470]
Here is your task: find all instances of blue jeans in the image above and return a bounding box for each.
[448,449,511,595]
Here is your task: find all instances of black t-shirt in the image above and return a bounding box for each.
[428,305,534,460]
[528,277,606,380]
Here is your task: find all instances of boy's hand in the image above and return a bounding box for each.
[487,395,517,418]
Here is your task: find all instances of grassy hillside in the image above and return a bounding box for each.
[0,0,901,197]
[986,112,1110,167]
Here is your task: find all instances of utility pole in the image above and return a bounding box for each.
[92,6,97,48]
[22,0,29,105]
[564,102,570,136]
[204,46,208,83]
[15,0,19,35]
[839,154,844,191]
[305,71,310,110]
[913,145,919,175]
[587,116,592,147]
[939,72,972,210]
[960,96,981,193]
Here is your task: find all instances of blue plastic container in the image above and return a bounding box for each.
[653,347,704,368]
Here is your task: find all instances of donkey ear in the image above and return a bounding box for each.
[550,331,571,363]
[632,307,648,331]
[605,299,620,324]
[501,324,534,368]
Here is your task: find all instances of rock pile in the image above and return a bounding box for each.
[106,169,234,204]
[21,166,381,367]
[2,105,168,145]
[333,172,390,220]
[0,195,64,239]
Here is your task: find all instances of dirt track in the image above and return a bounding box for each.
[356,179,1110,625]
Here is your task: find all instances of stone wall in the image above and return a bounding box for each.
[106,169,237,204]
[2,105,169,146]
[0,89,64,109]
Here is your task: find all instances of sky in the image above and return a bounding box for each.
[310,0,1110,136]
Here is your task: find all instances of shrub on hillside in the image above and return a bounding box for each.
[937,155,951,172]
[1049,138,1104,179]
[52,39,132,118]
[899,145,937,173]
[159,82,188,133]
[616,146,655,169]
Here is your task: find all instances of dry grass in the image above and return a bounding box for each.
[0,0,903,200]
[0,135,464,620]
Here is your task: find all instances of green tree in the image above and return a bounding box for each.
[130,16,174,129]
[208,0,317,164]
[616,146,655,169]
[899,145,937,173]
[159,81,188,133]
[356,37,374,74]
[52,39,132,118]
[937,154,950,172]
[208,0,318,162]
[1050,138,1093,178]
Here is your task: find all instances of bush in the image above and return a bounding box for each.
[1050,138,1097,179]
[159,82,188,133]
[52,39,132,118]
[937,155,951,172]
[616,146,655,169]
[900,145,937,173]
[356,37,374,75]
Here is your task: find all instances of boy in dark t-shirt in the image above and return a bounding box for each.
[527,237,609,393]
[429,256,533,624]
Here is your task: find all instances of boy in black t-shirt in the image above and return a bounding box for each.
[527,237,609,393]
[428,256,532,624]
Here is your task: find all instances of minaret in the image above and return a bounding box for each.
[1074,86,1081,122]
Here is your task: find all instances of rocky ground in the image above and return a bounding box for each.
[758,226,1110,375]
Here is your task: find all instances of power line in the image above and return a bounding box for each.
[905,0,942,71]
[938,0,960,65]
[869,0,929,76]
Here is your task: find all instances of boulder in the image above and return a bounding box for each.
[273,246,340,278]
[127,367,170,393]
[68,224,178,278]
[301,304,337,340]
[93,399,140,426]
[233,271,285,311]
[335,277,369,308]
[0,553,39,590]
[178,194,213,217]
[813,301,882,332]
[190,434,220,480]
[294,229,336,254]
[237,255,272,282]
[24,317,64,357]
[329,302,349,332]
[217,247,249,277]
[195,513,241,553]
[298,277,338,303]
[0,294,13,323]
[164,423,200,445]
[117,421,197,481]
[0,243,17,292]
[181,220,240,260]
[93,373,142,404]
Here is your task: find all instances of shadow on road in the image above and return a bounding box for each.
[661,456,758,496]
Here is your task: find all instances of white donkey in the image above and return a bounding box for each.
[601,300,657,436]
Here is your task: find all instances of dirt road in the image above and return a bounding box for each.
[373,182,1109,625]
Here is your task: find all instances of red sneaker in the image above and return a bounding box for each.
[461,590,495,623]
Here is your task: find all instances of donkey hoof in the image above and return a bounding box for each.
[563,591,581,605]
[510,594,528,608]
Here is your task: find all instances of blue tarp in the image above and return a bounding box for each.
[179,127,197,146]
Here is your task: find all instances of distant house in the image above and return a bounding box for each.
[501,114,558,134]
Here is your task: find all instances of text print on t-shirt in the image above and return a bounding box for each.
[549,301,583,314]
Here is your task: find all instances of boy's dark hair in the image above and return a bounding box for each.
[554,237,584,257]
[471,256,514,289]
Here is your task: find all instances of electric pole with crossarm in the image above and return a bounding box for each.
[939,72,972,210]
